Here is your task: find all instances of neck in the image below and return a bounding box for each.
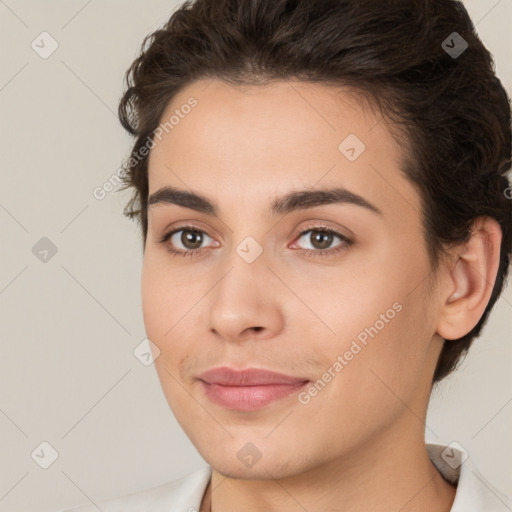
[200,423,456,512]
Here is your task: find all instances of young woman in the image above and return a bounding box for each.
[62,0,512,510]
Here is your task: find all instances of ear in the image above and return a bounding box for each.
[436,216,503,341]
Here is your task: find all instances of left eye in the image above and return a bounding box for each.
[293,228,348,251]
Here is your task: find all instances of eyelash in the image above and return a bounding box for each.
[158,224,353,259]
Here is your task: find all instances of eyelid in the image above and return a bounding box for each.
[291,219,353,241]
[158,220,218,241]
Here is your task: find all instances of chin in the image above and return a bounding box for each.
[198,442,303,481]
[209,459,294,481]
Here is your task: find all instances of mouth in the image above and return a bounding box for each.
[197,367,310,411]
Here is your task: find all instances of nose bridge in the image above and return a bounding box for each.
[214,236,269,310]
[206,236,283,340]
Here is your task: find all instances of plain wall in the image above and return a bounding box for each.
[0,1,510,510]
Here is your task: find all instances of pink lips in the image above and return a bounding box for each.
[198,367,309,411]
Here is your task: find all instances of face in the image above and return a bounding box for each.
[142,79,445,479]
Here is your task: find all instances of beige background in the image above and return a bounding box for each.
[0,1,511,510]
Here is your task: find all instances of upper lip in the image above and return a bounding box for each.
[198,367,309,386]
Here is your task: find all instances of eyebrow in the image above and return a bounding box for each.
[147,185,382,217]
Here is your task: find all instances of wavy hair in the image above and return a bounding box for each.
[117,0,512,383]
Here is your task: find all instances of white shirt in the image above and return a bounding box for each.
[59,444,511,511]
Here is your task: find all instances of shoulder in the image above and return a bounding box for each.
[426,443,512,512]
[55,466,212,512]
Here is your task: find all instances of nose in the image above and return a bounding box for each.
[206,254,284,344]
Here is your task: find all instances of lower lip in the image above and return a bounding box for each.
[199,380,309,411]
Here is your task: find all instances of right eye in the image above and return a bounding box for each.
[159,226,219,257]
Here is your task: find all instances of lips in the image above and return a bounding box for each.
[197,367,310,410]
[198,367,308,386]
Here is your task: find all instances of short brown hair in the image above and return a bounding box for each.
[118,0,512,383]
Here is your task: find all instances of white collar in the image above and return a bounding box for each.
[426,443,511,511]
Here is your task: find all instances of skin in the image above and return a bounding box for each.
[142,79,502,512]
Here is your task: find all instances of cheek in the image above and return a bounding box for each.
[141,253,212,379]
[141,253,195,336]
[141,256,199,414]
[295,295,433,446]
[291,254,402,346]
[141,255,166,335]
[307,245,434,388]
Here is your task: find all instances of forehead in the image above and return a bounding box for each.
[147,79,420,220]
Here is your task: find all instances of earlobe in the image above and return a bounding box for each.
[436,217,502,340]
